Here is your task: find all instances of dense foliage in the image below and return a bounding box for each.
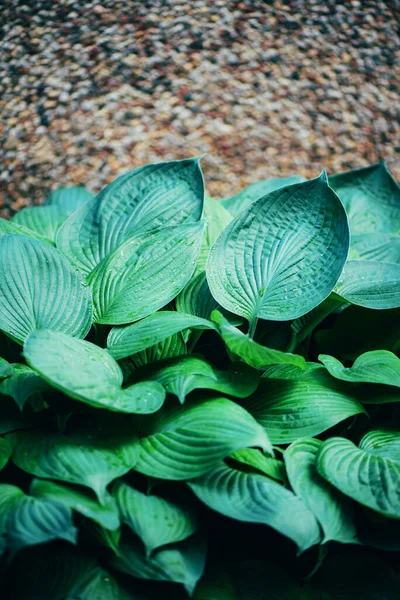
[0,159,399,599]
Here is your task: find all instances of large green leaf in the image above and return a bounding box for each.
[88,222,204,325]
[360,429,400,462]
[114,481,198,555]
[329,162,400,263]
[246,369,366,443]
[189,462,321,553]
[197,195,232,272]
[11,205,66,242]
[0,217,54,244]
[6,495,77,554]
[24,330,165,414]
[0,363,51,410]
[57,158,204,275]
[45,185,94,215]
[135,397,272,480]
[109,533,207,596]
[176,272,219,319]
[7,418,139,503]
[319,350,400,387]
[0,437,11,471]
[31,478,120,530]
[0,234,92,344]
[211,310,305,370]
[284,438,358,544]
[134,355,260,403]
[108,312,217,360]
[335,260,400,309]
[316,431,400,519]
[206,174,349,324]
[0,484,24,535]
[220,176,304,216]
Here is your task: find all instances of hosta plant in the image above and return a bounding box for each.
[0,159,399,599]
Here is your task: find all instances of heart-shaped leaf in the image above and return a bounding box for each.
[206,173,349,324]
[188,462,321,553]
[334,260,400,309]
[246,369,366,443]
[7,418,139,503]
[135,397,272,480]
[0,234,92,344]
[88,222,205,325]
[45,185,94,215]
[316,430,400,519]
[108,312,216,360]
[319,350,400,387]
[212,310,305,369]
[113,481,198,554]
[31,478,120,531]
[284,438,358,544]
[24,330,165,414]
[57,158,204,275]
[11,205,66,242]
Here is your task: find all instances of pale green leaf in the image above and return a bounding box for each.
[109,533,207,596]
[316,433,400,519]
[335,260,400,309]
[284,438,358,544]
[57,158,204,275]
[45,185,94,215]
[114,481,198,554]
[24,330,165,414]
[0,437,11,471]
[360,429,400,463]
[0,363,51,410]
[6,495,77,553]
[188,462,321,553]
[0,484,24,535]
[220,176,304,216]
[31,478,120,530]
[319,350,400,387]
[230,448,286,483]
[7,419,139,503]
[88,222,205,325]
[0,217,54,244]
[135,397,272,480]
[246,369,366,443]
[135,355,260,403]
[206,173,349,322]
[0,234,92,344]
[11,205,66,242]
[107,312,217,361]
[197,195,232,272]
[212,310,305,369]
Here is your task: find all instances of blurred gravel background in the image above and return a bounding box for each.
[1,0,399,217]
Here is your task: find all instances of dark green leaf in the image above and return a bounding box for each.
[319,350,400,387]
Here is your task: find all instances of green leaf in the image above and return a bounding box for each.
[0,235,92,344]
[291,293,344,344]
[329,162,400,263]
[0,217,54,244]
[7,419,139,503]
[212,311,306,370]
[24,330,165,414]
[108,312,217,360]
[135,397,272,480]
[0,437,11,471]
[11,205,66,242]
[113,481,198,554]
[206,174,349,323]
[319,350,400,387]
[220,176,304,216]
[335,260,400,309]
[197,195,232,272]
[176,272,219,319]
[284,438,358,544]
[0,484,24,535]
[246,369,366,443]
[189,462,321,553]
[316,432,400,519]
[109,533,207,596]
[120,333,186,375]
[0,357,13,378]
[0,363,51,410]
[135,355,260,403]
[88,222,205,325]
[230,448,287,483]
[57,158,204,275]
[45,185,94,215]
[31,478,120,530]
[359,429,400,462]
[7,495,77,553]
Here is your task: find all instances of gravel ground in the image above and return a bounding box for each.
[1,0,399,217]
